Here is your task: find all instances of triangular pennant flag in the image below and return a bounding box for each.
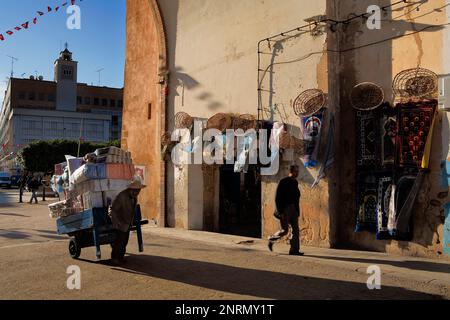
[47,6,52,12]
[62,2,68,6]
[6,31,13,36]
[37,11,44,16]
[0,34,4,41]
[14,27,22,31]
[33,18,38,24]
[21,22,29,29]
[55,6,60,12]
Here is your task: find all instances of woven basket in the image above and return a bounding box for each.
[350,82,385,111]
[233,114,257,132]
[393,68,438,99]
[206,113,233,131]
[174,112,194,129]
[293,89,326,117]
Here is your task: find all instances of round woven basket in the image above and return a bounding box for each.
[293,89,326,117]
[350,82,385,111]
[174,112,194,129]
[393,68,438,99]
[206,113,233,131]
[233,114,257,132]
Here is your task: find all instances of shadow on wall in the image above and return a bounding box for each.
[332,0,446,254]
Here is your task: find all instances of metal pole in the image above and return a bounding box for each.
[19,187,23,203]
[42,180,46,202]
[77,118,84,157]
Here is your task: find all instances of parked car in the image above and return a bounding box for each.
[10,175,21,188]
[0,172,12,189]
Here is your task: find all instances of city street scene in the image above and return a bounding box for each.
[0,0,450,307]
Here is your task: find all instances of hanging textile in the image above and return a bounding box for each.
[269,122,285,152]
[380,105,397,167]
[184,136,202,154]
[395,172,424,239]
[356,110,380,167]
[312,114,335,188]
[396,100,437,168]
[301,109,325,168]
[389,174,416,238]
[377,176,393,239]
[234,135,253,173]
[387,184,397,235]
[355,173,379,232]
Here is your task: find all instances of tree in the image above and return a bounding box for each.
[17,139,121,173]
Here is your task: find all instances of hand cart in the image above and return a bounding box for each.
[56,204,148,260]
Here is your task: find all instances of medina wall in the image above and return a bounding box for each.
[156,0,332,245]
[123,0,167,225]
[331,0,450,258]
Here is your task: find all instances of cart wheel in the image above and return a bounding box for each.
[69,239,81,259]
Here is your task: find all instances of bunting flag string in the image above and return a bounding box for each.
[0,0,84,42]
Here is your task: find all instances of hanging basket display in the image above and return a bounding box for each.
[233,114,257,132]
[206,113,233,131]
[393,68,438,99]
[350,82,385,111]
[174,112,194,129]
[293,89,326,117]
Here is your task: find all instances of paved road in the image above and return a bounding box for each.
[0,189,449,300]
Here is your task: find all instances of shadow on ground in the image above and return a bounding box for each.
[80,254,443,300]
[305,255,450,275]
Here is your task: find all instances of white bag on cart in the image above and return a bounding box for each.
[82,192,104,210]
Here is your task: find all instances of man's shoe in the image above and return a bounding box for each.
[268,241,274,252]
[289,251,304,256]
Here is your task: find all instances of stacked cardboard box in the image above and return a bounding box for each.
[49,147,136,218]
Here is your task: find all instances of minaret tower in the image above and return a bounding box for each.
[54,43,78,111]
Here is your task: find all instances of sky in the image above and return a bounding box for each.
[0,0,126,105]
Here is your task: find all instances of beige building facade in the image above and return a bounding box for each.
[123,0,450,259]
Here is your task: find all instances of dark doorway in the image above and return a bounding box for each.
[219,165,261,238]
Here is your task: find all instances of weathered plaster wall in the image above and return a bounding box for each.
[157,0,331,242]
[333,0,450,258]
[123,0,165,224]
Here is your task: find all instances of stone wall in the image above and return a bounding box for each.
[331,0,450,258]
[123,0,166,225]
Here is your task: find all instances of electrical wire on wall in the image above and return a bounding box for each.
[256,0,445,124]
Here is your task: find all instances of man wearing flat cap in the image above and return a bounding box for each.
[109,179,146,264]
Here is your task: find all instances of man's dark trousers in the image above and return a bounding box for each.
[271,204,300,253]
[111,230,130,260]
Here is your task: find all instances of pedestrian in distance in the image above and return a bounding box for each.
[268,165,304,256]
[108,179,147,265]
[18,173,28,203]
[28,176,41,204]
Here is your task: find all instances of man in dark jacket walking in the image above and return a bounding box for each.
[268,165,303,256]
[28,176,41,204]
[108,179,146,264]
